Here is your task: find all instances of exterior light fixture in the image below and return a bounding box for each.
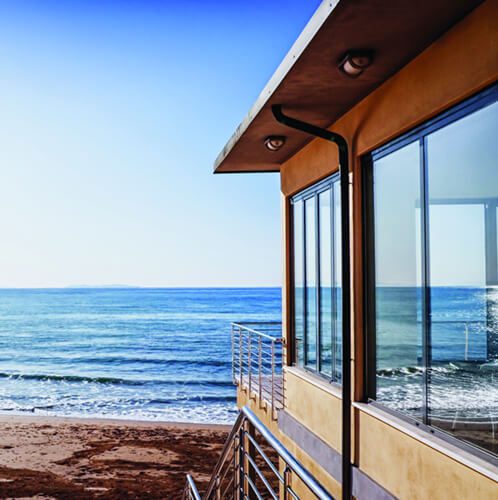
[339,51,373,78]
[264,135,286,152]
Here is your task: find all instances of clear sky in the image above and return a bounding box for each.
[0,0,322,288]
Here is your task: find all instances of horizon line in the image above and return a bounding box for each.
[0,285,283,290]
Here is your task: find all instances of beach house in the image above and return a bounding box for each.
[185,1,498,498]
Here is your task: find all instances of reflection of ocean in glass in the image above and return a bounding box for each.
[376,286,497,455]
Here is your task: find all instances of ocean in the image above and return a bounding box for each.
[0,287,281,424]
[376,286,497,425]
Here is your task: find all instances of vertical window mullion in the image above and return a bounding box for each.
[363,159,376,398]
[316,193,321,372]
[420,136,431,425]
[331,185,337,381]
[303,200,308,367]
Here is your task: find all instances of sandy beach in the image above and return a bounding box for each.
[0,414,230,499]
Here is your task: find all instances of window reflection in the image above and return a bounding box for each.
[293,200,304,366]
[305,197,317,369]
[373,142,423,418]
[370,91,498,458]
[319,189,332,376]
[427,100,498,455]
[333,182,342,383]
[291,177,342,381]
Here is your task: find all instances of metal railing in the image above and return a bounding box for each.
[231,321,284,419]
[183,406,333,500]
[183,474,201,500]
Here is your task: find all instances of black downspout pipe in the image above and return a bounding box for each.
[272,105,352,500]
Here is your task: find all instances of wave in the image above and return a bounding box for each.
[0,371,233,387]
[376,363,464,377]
[0,356,232,368]
[0,394,236,416]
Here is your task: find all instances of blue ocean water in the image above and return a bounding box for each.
[0,288,281,424]
[375,286,498,420]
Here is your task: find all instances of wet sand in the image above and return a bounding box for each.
[0,414,230,499]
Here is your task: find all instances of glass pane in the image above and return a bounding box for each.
[293,200,304,366]
[333,181,342,383]
[319,189,332,376]
[427,100,498,456]
[373,141,423,418]
[305,196,317,369]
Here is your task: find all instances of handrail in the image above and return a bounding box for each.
[183,474,201,500]
[200,405,333,500]
[203,410,245,497]
[241,406,333,500]
[232,321,283,342]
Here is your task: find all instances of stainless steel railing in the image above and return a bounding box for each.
[183,405,333,500]
[183,474,201,500]
[231,321,284,419]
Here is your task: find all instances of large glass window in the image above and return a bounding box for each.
[293,200,304,366]
[291,176,342,381]
[372,142,423,419]
[367,85,498,460]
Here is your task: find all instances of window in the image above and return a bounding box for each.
[365,84,498,460]
[292,175,341,382]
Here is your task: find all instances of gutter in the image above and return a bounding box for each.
[272,104,352,500]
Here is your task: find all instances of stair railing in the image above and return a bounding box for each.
[183,405,333,500]
[183,474,201,500]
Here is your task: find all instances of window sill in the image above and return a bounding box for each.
[353,402,498,482]
[285,366,342,399]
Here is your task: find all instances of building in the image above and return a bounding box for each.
[185,1,498,498]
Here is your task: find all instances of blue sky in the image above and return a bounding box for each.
[0,0,321,287]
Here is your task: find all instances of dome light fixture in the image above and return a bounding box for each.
[339,51,373,78]
[264,135,286,152]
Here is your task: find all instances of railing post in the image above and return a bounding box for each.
[247,421,257,500]
[231,323,235,384]
[239,326,243,387]
[258,335,263,407]
[271,340,275,418]
[283,465,291,500]
[233,434,239,499]
[215,474,221,500]
[238,424,246,499]
[248,330,252,395]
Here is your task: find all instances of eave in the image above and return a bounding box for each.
[214,0,483,174]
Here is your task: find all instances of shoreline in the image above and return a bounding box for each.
[0,411,233,431]
[0,413,229,499]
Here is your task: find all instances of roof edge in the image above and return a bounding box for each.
[213,0,340,173]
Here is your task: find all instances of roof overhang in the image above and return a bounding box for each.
[214,0,483,173]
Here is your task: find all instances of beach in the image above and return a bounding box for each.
[0,414,229,499]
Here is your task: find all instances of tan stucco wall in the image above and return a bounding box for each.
[273,0,498,498]
[358,410,498,499]
[284,368,342,452]
[237,384,342,498]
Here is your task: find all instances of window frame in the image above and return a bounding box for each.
[290,173,341,383]
[363,82,498,465]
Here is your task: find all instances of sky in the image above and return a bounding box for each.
[374,100,498,287]
[0,0,322,288]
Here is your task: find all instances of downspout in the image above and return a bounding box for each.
[272,105,352,500]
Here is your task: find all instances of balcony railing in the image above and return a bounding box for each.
[183,405,333,500]
[231,321,284,419]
